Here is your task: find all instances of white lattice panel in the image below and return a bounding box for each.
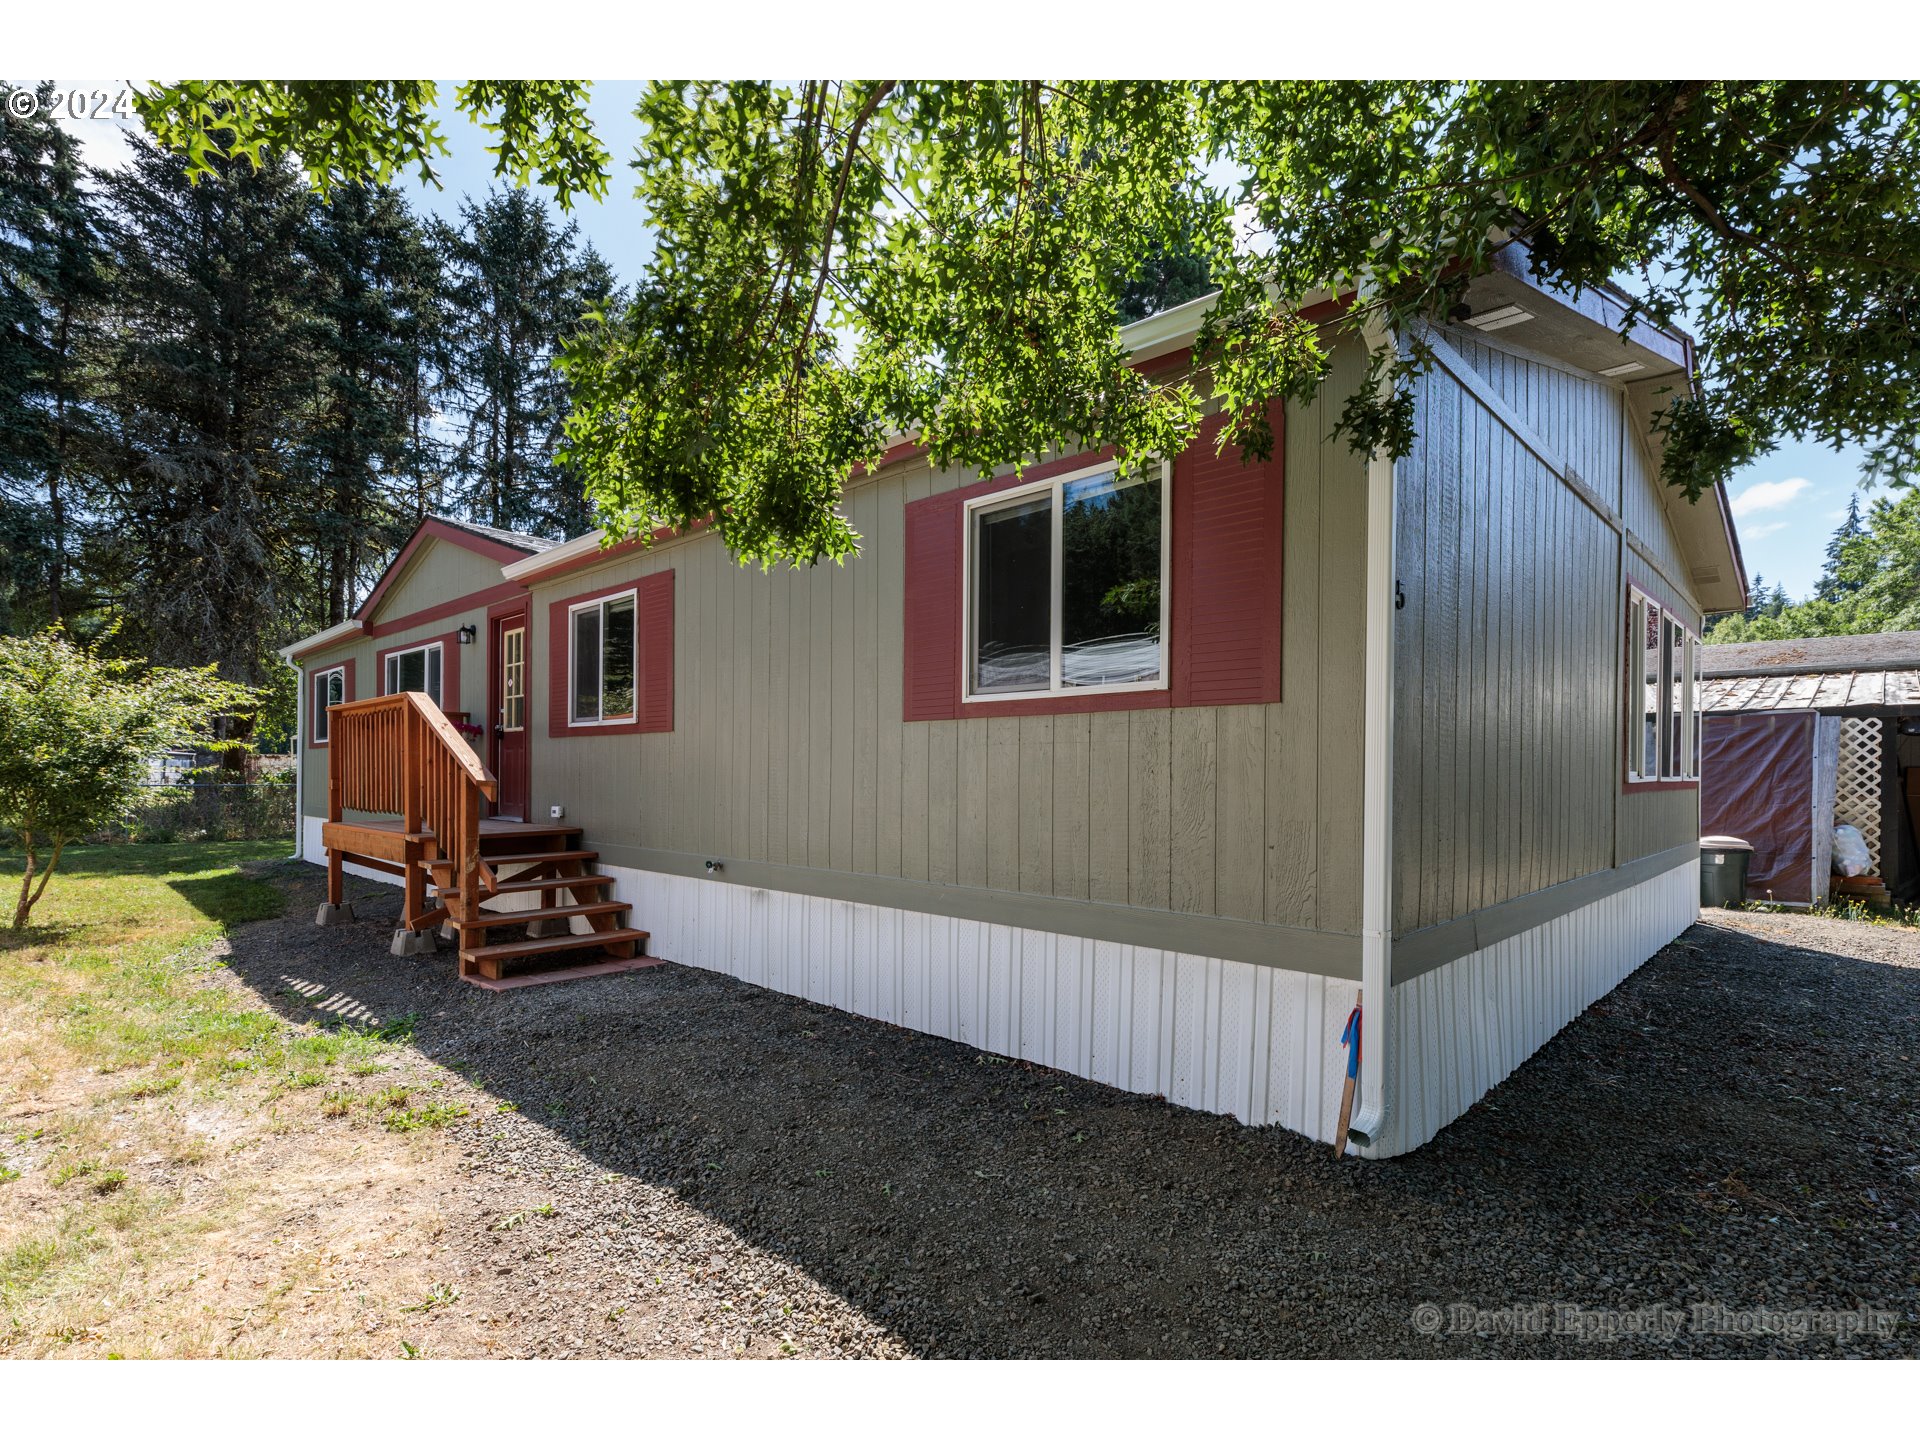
[1838,717,1884,869]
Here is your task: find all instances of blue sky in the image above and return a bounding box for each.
[400,81,656,277]
[51,78,1868,602]
[1719,441,1869,602]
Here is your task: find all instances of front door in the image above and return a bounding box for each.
[489,609,530,821]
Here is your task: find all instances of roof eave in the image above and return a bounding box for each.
[279,618,364,662]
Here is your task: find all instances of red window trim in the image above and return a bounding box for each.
[547,570,675,738]
[374,630,463,719]
[1621,579,1701,794]
[308,658,354,748]
[903,400,1285,722]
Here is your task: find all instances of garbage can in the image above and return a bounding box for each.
[1699,835,1754,908]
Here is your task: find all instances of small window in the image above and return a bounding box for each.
[312,665,345,744]
[501,626,526,732]
[570,591,637,724]
[1625,587,1698,784]
[965,458,1169,700]
[383,641,443,709]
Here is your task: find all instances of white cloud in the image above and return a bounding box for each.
[1743,521,1790,540]
[1730,476,1813,519]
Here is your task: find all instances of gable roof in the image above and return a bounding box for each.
[1451,246,1747,616]
[429,515,561,556]
[278,515,556,661]
[353,516,552,625]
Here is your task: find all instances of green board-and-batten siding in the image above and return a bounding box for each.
[1391,326,1705,940]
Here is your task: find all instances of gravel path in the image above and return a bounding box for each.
[228,864,1919,1357]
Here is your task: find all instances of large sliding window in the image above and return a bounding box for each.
[965,458,1169,700]
[569,590,637,724]
[383,642,442,709]
[1625,587,1699,784]
[311,665,345,744]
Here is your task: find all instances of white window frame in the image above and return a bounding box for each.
[381,640,444,708]
[960,456,1172,704]
[567,588,639,726]
[499,624,527,733]
[311,664,345,745]
[1624,585,1699,785]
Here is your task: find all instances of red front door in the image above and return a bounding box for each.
[489,609,530,821]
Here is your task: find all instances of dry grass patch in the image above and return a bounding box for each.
[0,843,496,1357]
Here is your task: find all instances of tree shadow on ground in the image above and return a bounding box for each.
[215,863,1920,1358]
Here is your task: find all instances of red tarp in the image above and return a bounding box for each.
[1701,711,1815,903]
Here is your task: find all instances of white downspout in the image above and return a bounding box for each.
[284,652,304,862]
[1345,332,1399,1156]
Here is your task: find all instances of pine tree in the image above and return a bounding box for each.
[436,190,615,540]
[1116,230,1216,325]
[300,181,445,624]
[1815,492,1866,601]
[92,136,322,697]
[0,80,112,629]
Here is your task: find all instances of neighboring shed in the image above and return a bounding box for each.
[1700,631,1920,904]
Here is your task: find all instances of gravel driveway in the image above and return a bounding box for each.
[228,864,1919,1357]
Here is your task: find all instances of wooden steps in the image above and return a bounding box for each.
[471,849,600,868]
[457,900,632,934]
[461,927,653,980]
[439,873,615,900]
[435,830,646,983]
[1833,874,1893,906]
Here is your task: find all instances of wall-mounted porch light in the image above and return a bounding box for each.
[457,624,477,645]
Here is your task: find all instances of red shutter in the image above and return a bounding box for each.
[1170,402,1285,707]
[548,600,571,737]
[638,569,675,733]
[903,490,964,721]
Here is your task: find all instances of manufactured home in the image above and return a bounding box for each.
[280,261,1747,1158]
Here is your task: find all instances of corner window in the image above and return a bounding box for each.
[1625,588,1698,783]
[383,641,443,708]
[311,665,345,744]
[570,591,636,724]
[965,458,1169,700]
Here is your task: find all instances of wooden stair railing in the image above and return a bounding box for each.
[327,691,499,971]
[323,692,651,984]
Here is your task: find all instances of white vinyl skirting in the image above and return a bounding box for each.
[302,816,1697,1156]
[1368,858,1701,1158]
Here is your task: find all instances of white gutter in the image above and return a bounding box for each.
[277,617,362,661]
[1345,321,1400,1157]
[502,530,605,582]
[277,619,362,862]
[282,647,305,863]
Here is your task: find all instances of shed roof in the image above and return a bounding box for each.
[1700,631,1920,715]
[1701,630,1920,679]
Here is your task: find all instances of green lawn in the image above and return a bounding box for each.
[0,839,420,1089]
[2,842,293,1079]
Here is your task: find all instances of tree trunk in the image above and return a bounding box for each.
[13,837,62,929]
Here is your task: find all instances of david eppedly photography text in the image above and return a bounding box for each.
[1411,1302,1898,1343]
